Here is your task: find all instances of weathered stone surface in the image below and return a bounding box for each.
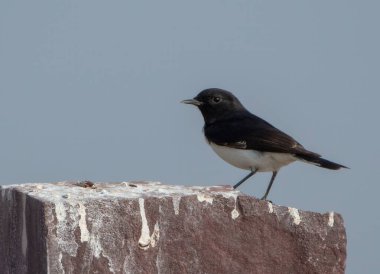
[0,181,346,274]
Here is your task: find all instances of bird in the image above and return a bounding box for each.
[182,88,347,200]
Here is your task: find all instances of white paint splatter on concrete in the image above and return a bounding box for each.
[7,188,13,201]
[89,234,102,258]
[138,198,151,249]
[172,196,181,215]
[58,253,65,274]
[197,194,213,204]
[217,190,240,200]
[0,188,6,200]
[55,201,79,257]
[231,208,239,220]
[7,181,243,271]
[78,202,89,242]
[3,181,340,273]
[150,222,160,248]
[138,199,161,250]
[231,194,240,220]
[85,212,117,273]
[268,202,274,214]
[328,212,334,227]
[288,207,301,225]
[19,181,241,205]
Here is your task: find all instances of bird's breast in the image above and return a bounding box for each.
[209,142,296,172]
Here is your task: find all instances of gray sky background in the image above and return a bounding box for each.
[1,1,378,272]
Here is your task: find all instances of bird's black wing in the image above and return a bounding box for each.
[204,112,320,157]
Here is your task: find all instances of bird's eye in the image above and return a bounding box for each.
[212,97,221,103]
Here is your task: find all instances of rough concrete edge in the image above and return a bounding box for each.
[0,182,347,273]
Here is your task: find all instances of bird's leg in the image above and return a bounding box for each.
[233,169,257,189]
[261,171,278,200]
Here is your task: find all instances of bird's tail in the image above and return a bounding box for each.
[298,155,348,170]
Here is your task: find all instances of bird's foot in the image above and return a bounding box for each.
[260,196,272,204]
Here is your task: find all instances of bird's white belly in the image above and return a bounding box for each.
[209,142,296,172]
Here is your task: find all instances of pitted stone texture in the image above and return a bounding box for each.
[0,181,346,274]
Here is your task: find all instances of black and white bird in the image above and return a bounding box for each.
[182,88,347,200]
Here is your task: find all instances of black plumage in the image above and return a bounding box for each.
[182,88,347,200]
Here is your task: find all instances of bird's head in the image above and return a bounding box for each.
[181,88,245,123]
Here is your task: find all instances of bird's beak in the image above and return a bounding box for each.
[181,99,203,106]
